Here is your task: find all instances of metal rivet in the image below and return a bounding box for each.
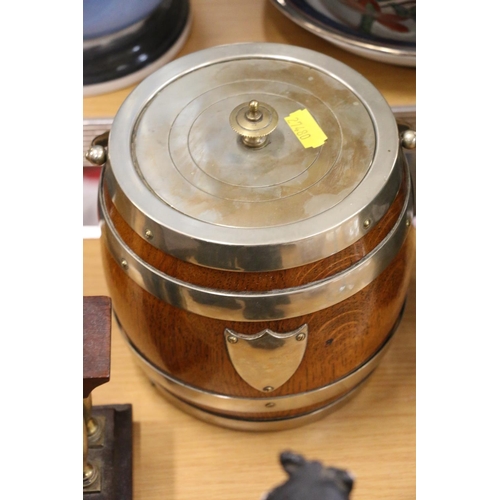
[120,259,128,270]
[145,229,153,240]
[406,218,411,227]
[263,386,274,392]
[296,333,306,341]
[265,402,276,408]
[363,219,371,229]
[227,336,238,344]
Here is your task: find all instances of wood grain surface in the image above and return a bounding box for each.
[100,229,414,399]
[83,0,415,497]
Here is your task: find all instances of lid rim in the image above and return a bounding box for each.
[107,43,400,271]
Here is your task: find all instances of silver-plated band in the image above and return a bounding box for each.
[119,317,396,413]
[99,156,412,321]
[104,148,402,272]
[154,379,365,431]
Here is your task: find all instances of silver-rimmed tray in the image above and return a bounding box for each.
[270,0,416,67]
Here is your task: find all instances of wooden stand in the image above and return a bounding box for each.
[83,296,133,500]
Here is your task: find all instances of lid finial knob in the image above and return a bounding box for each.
[229,99,279,148]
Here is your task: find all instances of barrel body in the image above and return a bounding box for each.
[98,152,415,430]
[95,42,416,430]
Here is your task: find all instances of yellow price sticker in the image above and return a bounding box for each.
[284,109,328,149]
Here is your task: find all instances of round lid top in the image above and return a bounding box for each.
[107,43,400,271]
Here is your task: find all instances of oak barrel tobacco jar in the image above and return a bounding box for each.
[93,43,415,431]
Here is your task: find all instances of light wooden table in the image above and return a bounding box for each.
[84,1,416,498]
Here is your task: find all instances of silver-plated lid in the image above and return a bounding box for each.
[107,43,400,271]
